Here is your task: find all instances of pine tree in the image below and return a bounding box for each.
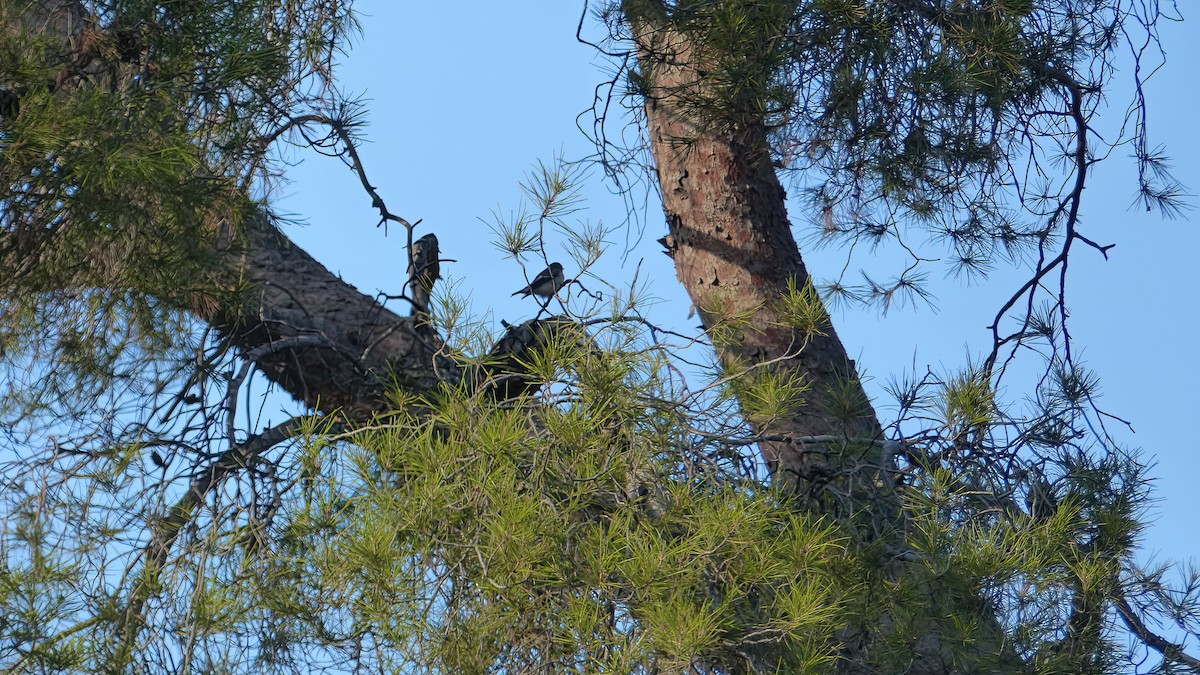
[1,1,1196,673]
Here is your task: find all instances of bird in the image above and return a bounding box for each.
[512,262,566,299]
[0,88,18,121]
[407,233,440,315]
[657,234,676,258]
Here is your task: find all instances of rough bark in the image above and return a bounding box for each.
[629,14,888,512]
[206,214,449,417]
[197,214,580,415]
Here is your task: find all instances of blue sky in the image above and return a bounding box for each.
[276,1,1199,569]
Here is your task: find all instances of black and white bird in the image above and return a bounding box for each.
[512,262,566,299]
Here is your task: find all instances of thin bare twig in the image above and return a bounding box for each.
[113,416,319,663]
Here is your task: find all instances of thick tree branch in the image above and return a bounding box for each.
[1,1,462,419]
[204,212,452,417]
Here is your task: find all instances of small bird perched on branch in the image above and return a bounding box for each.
[407,233,440,316]
[0,88,19,121]
[512,262,566,299]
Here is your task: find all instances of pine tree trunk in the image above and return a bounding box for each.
[630,13,886,507]
[627,11,1021,674]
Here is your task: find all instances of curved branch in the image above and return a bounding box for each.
[255,113,413,232]
[1114,595,1200,671]
[224,336,337,446]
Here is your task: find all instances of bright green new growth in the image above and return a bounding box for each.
[778,275,831,343]
[273,377,854,672]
